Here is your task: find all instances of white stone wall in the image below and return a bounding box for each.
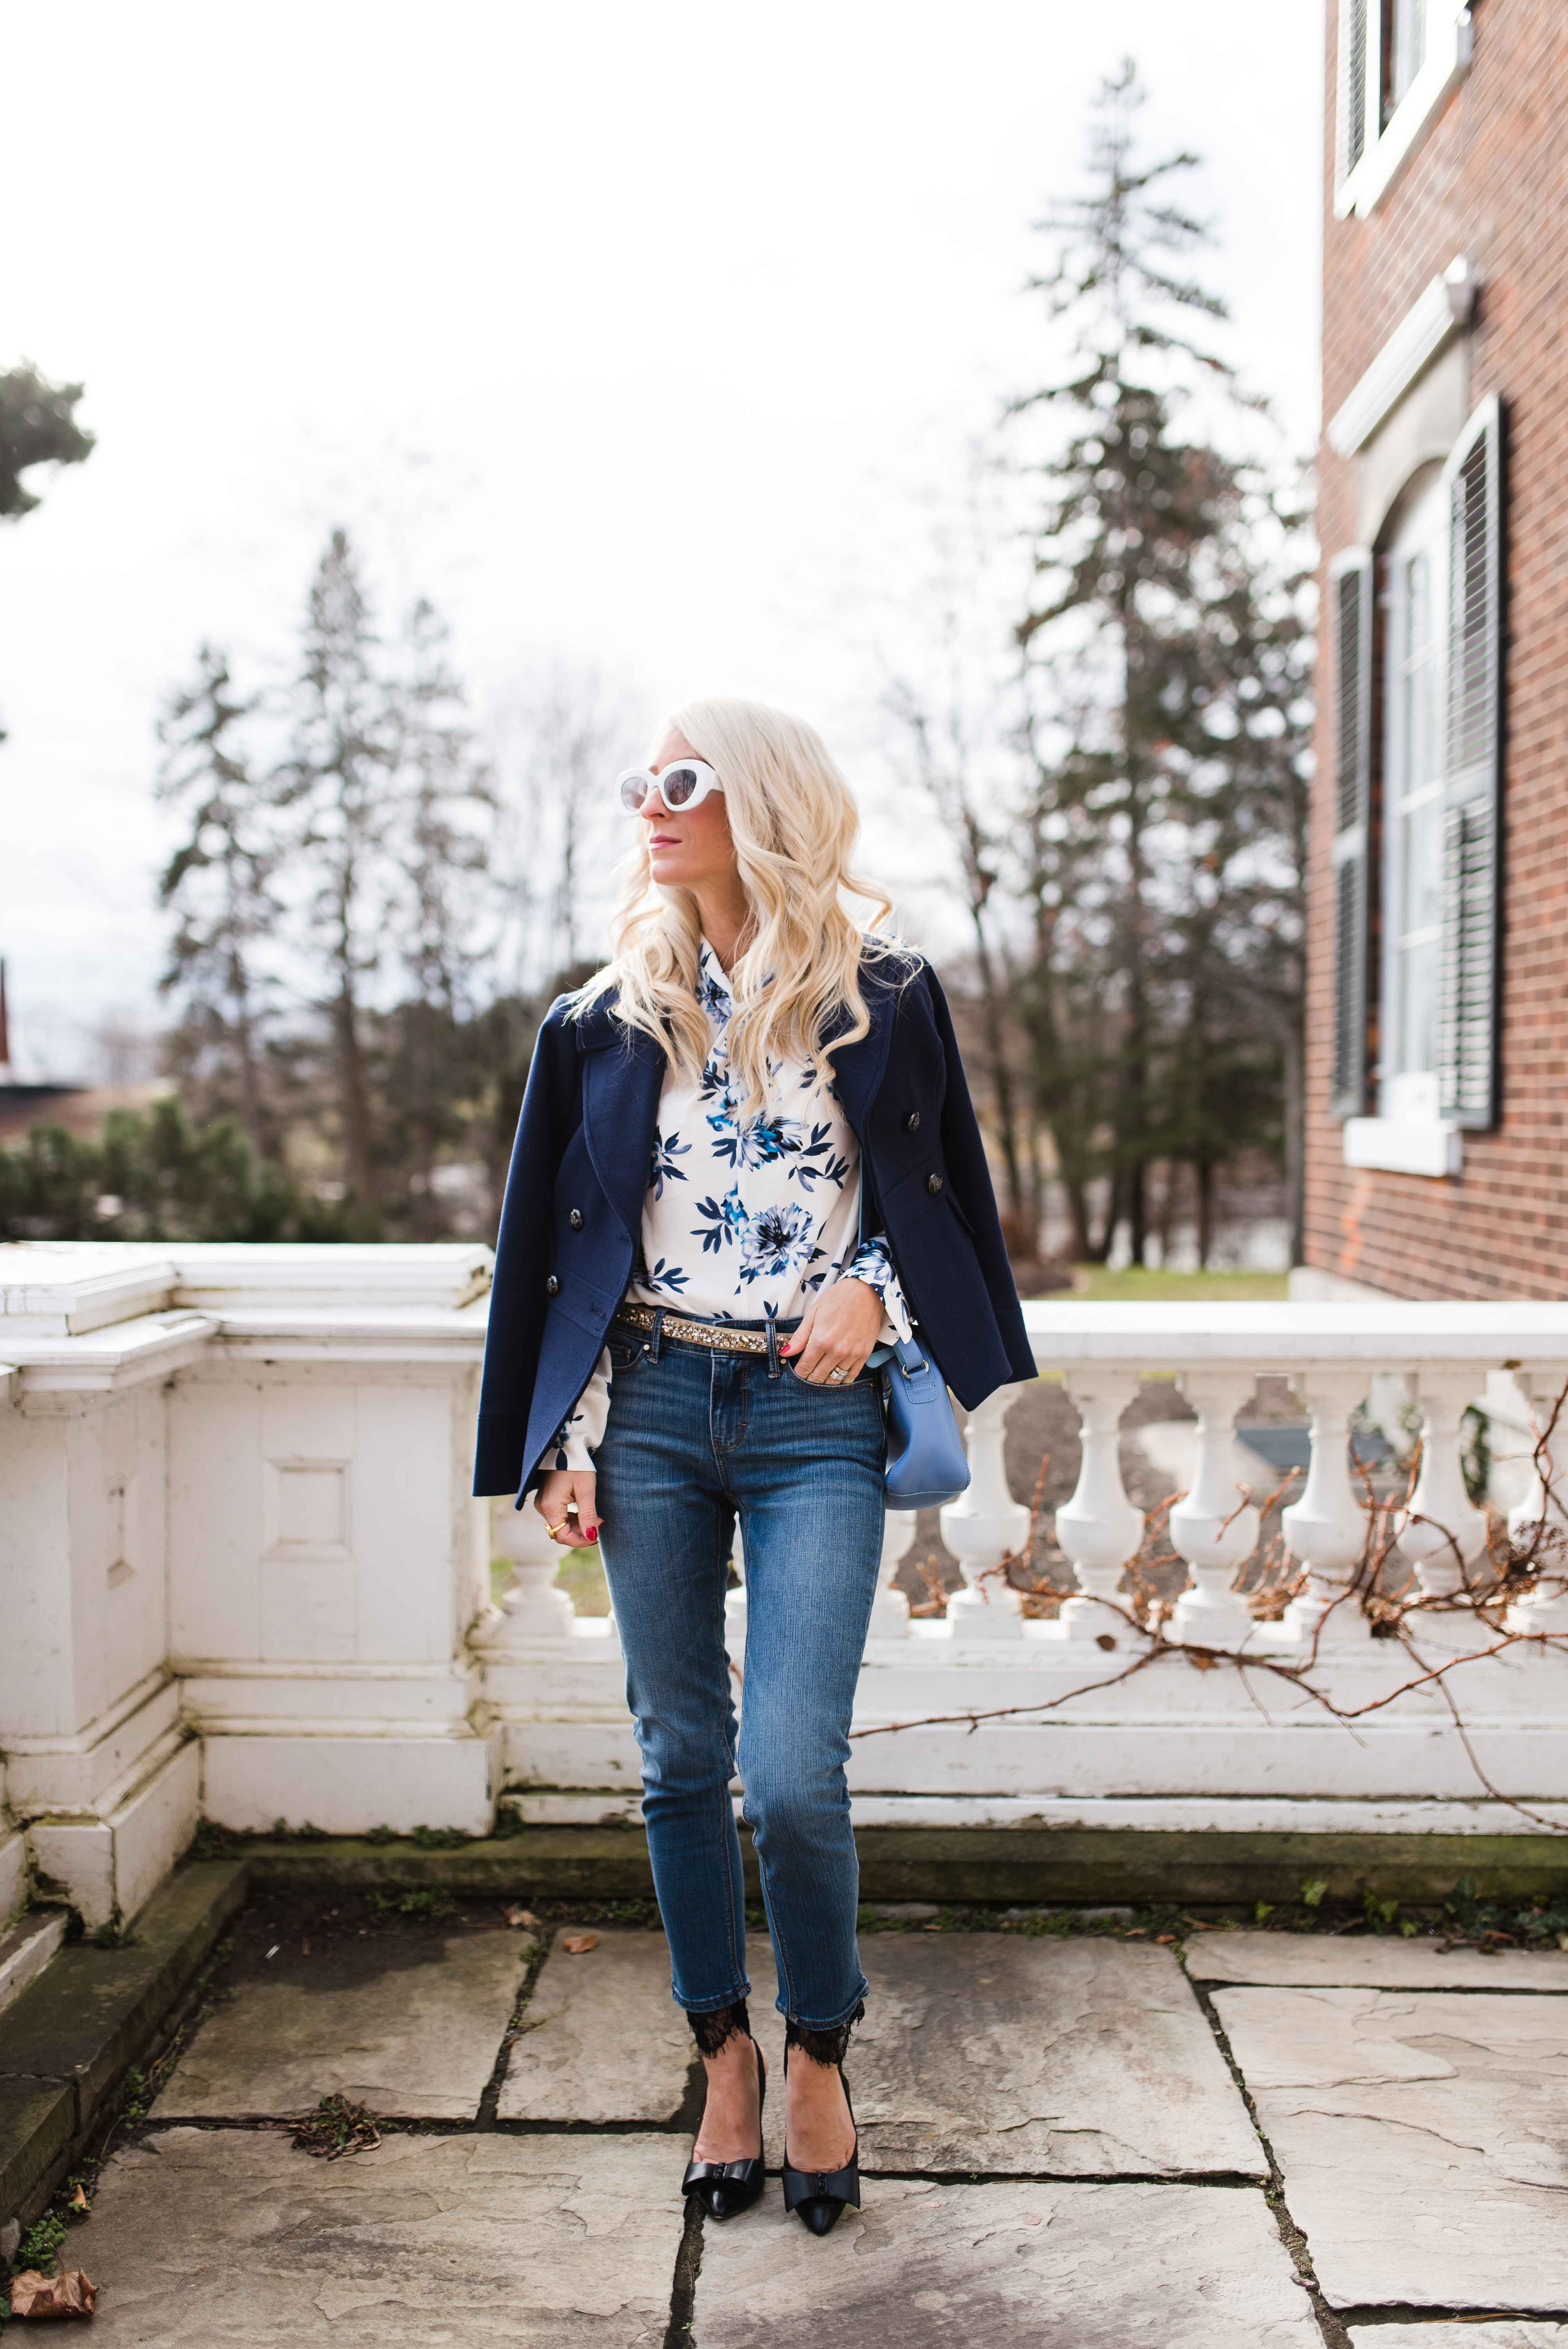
[0,1244,496,1927]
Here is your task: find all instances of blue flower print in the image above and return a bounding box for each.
[649,1128,691,1198]
[790,1122,848,1191]
[697,962,732,1027]
[795,1151,850,1193]
[739,1201,823,1285]
[641,1255,691,1294]
[693,1189,750,1255]
[714,1112,804,1172]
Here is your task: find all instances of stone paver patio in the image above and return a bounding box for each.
[54,1915,1568,2341]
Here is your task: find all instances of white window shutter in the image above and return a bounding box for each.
[1329,547,1375,1119]
[1438,396,1504,1129]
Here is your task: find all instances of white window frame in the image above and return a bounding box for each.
[1340,401,1502,1184]
[1376,475,1449,1121]
[1335,0,1475,219]
[1342,487,1466,1177]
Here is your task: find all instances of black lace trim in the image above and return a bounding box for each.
[784,1998,864,2068]
[686,1998,752,2057]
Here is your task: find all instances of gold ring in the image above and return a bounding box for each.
[545,1517,570,1536]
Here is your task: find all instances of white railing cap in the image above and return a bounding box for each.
[0,1240,494,1336]
[1020,1297,1568,1369]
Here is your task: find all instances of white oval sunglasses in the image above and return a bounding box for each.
[615,759,723,815]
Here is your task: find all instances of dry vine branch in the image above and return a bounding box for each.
[848,1375,1568,1835]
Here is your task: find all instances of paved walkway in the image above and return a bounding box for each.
[56,1903,1568,2345]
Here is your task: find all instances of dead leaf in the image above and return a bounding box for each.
[506,1906,540,1930]
[1187,1651,1219,1672]
[1094,1633,1117,1651]
[1155,1933,1177,1944]
[289,2092,381,2160]
[10,2267,98,2317]
[68,2186,88,2213]
[563,1933,599,1955]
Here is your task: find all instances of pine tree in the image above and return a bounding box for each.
[1166,497,1313,1261]
[154,644,282,1151]
[280,528,396,1213]
[382,596,495,1237]
[1009,59,1306,1264]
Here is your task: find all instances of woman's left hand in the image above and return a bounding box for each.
[781,1277,885,1385]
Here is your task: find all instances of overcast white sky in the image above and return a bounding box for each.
[2,0,1323,1078]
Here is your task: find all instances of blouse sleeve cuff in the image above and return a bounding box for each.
[552,1348,611,1472]
[844,1233,914,1344]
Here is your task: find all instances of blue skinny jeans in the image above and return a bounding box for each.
[594,1319,886,2030]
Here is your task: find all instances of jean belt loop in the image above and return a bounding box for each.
[648,1307,666,1363]
[765,1316,782,1379]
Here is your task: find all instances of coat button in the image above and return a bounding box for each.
[905,1110,921,1132]
[545,1274,560,1295]
[926,1171,944,1196]
[568,1209,584,1229]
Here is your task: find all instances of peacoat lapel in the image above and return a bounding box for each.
[578,1006,665,1247]
[825,966,898,1140]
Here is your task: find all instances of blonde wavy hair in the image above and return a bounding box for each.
[572,697,901,1117]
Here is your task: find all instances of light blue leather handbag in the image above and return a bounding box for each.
[878,1334,971,1510]
[852,1183,969,1510]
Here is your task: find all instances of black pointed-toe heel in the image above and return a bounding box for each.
[780,2043,860,2238]
[682,2036,768,2222]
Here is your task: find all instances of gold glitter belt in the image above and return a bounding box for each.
[611,1303,800,1356]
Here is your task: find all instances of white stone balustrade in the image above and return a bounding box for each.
[940,1390,1031,1638]
[478,1494,576,1642]
[1167,1372,1260,1650]
[8,1252,1568,1932]
[1396,1367,1493,1601]
[1054,1371,1146,1639]
[1503,1366,1568,1635]
[1280,1372,1376,1646]
[869,1510,918,1637]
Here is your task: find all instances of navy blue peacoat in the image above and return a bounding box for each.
[472,953,1036,1500]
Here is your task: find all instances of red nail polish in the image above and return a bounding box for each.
[586,1526,599,1542]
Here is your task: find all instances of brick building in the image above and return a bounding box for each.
[1302,0,1568,1299]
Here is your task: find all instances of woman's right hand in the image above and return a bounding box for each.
[534,1469,600,1546]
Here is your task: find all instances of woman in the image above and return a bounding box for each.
[475,698,1032,2234]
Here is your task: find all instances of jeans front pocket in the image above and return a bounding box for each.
[783,1362,878,1398]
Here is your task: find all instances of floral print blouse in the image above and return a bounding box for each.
[554,940,912,1469]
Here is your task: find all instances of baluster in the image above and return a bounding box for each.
[1395,1368,1490,1601]
[1055,1373,1145,1640]
[1169,1372,1261,1649]
[476,1496,576,1646]
[1281,1373,1374,1646]
[1506,1367,1568,1634]
[941,1387,1030,1639]
[866,1509,917,1640]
